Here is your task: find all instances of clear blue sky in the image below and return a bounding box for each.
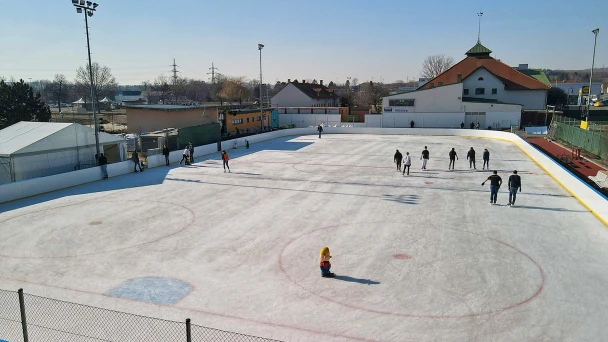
[0,0,606,85]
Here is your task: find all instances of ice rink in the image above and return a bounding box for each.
[1,134,608,341]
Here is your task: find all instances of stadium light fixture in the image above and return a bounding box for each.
[586,28,599,122]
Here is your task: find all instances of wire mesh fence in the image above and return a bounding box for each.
[550,115,608,161]
[0,289,281,342]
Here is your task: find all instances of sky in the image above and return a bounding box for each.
[1,0,607,86]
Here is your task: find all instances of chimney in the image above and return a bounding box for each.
[320,80,323,86]
[287,79,291,83]
[302,80,306,84]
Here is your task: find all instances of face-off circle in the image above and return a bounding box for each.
[0,200,195,258]
[280,222,544,318]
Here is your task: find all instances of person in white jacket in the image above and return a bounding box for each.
[402,152,412,176]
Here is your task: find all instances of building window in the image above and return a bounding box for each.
[246,118,250,123]
[478,77,484,81]
[475,88,485,95]
[492,88,497,94]
[463,89,469,95]
[388,99,415,106]
[232,119,243,125]
[257,116,261,121]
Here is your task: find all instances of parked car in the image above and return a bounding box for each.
[593,98,608,107]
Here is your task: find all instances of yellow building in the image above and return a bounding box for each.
[223,108,273,134]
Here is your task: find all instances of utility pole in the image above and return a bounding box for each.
[171,59,179,103]
[258,43,265,131]
[208,63,219,84]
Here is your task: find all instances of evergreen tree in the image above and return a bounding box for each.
[0,79,51,129]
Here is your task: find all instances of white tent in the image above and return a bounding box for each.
[72,98,86,104]
[0,122,126,184]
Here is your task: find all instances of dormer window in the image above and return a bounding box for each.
[478,77,484,81]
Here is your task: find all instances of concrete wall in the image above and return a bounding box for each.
[127,108,218,133]
[383,83,464,113]
[381,112,464,128]
[463,68,547,110]
[2,127,607,228]
[278,114,342,127]
[271,83,339,107]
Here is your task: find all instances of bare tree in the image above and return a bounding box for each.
[420,54,455,78]
[355,81,388,112]
[75,62,118,110]
[352,78,359,87]
[152,75,171,104]
[218,77,250,105]
[49,74,68,113]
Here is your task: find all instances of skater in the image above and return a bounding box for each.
[189,142,195,163]
[394,149,403,171]
[319,247,334,278]
[449,148,458,170]
[410,120,415,128]
[481,170,502,204]
[179,147,190,165]
[317,124,323,138]
[221,150,230,172]
[98,153,108,179]
[460,121,465,129]
[476,121,480,129]
[508,170,522,206]
[162,144,170,166]
[467,147,476,169]
[245,139,250,149]
[402,152,412,175]
[132,150,143,172]
[482,149,490,170]
[420,146,430,170]
[470,122,475,129]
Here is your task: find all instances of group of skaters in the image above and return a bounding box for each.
[159,141,230,172]
[460,121,481,129]
[393,146,523,206]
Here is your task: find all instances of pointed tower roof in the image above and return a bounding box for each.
[466,41,492,57]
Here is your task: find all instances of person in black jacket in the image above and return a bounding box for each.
[162,144,170,166]
[132,150,143,172]
[394,149,403,171]
[467,147,476,169]
[460,121,465,129]
[448,148,458,170]
[420,146,430,170]
[482,149,490,170]
[98,153,108,179]
[482,170,502,205]
[508,170,522,207]
[317,125,323,138]
[189,142,195,163]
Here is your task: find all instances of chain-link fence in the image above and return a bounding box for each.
[550,115,608,161]
[0,289,281,342]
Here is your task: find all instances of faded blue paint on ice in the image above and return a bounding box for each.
[106,277,192,305]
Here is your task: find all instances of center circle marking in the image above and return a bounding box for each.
[280,222,544,319]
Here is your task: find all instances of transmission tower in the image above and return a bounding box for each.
[170,59,179,103]
[208,63,219,84]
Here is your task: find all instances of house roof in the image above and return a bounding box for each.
[0,122,124,157]
[290,82,339,100]
[419,43,551,91]
[517,69,551,87]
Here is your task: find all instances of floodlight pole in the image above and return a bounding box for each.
[258,43,264,131]
[73,1,101,161]
[587,28,599,122]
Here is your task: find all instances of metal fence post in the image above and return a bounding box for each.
[186,318,191,342]
[17,288,29,342]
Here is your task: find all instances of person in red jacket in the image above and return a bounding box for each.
[221,150,230,172]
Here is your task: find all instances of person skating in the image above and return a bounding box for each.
[467,147,476,169]
[470,122,475,129]
[319,247,334,278]
[394,149,403,171]
[179,147,190,165]
[482,149,490,170]
[508,170,522,207]
[410,120,414,128]
[482,170,502,205]
[402,152,412,175]
[132,150,143,172]
[189,142,195,163]
[476,122,480,129]
[221,150,230,172]
[99,153,108,179]
[420,146,430,170]
[162,144,170,166]
[460,121,465,129]
[449,148,458,170]
[317,125,323,138]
